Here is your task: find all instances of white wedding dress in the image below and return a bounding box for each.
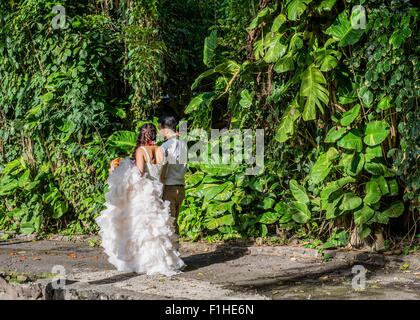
[96,147,185,276]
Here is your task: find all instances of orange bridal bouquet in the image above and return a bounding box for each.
[109,157,123,173]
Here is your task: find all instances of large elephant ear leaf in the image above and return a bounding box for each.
[383,201,404,218]
[309,147,339,184]
[364,180,382,205]
[289,179,309,204]
[364,121,390,146]
[325,10,364,46]
[291,201,311,223]
[286,0,313,21]
[337,129,363,152]
[185,92,216,114]
[300,65,329,121]
[340,104,360,126]
[203,30,217,67]
[339,192,362,211]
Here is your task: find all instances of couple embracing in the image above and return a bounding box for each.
[96,115,187,276]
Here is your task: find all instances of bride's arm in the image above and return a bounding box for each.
[135,147,145,176]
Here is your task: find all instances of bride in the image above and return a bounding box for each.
[96,123,185,276]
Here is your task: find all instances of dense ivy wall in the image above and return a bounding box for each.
[0,0,418,249]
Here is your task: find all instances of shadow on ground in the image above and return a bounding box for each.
[182,242,249,271]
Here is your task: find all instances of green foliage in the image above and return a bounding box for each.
[184,0,419,245]
[0,0,215,234]
[0,0,418,248]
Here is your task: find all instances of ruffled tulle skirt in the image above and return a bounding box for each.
[96,158,185,276]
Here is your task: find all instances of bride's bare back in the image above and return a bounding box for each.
[135,145,164,175]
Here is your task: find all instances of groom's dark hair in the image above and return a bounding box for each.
[158,115,177,131]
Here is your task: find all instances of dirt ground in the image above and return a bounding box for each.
[0,237,419,300]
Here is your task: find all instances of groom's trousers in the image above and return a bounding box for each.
[162,185,185,235]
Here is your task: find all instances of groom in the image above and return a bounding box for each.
[158,115,187,241]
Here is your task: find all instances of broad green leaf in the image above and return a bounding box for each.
[17,170,30,188]
[213,183,234,201]
[360,88,373,107]
[40,92,54,103]
[388,179,399,196]
[371,176,389,195]
[191,68,217,90]
[389,31,404,49]
[291,201,311,223]
[206,214,235,230]
[274,202,288,213]
[325,127,347,143]
[286,0,313,21]
[309,147,339,184]
[340,104,360,126]
[185,92,216,114]
[262,197,276,209]
[107,130,136,152]
[203,30,217,67]
[186,172,205,188]
[20,222,35,235]
[320,176,355,208]
[289,33,304,50]
[263,34,287,63]
[239,89,253,108]
[325,10,364,47]
[338,152,364,176]
[206,202,233,217]
[354,205,375,225]
[364,180,382,205]
[339,192,362,211]
[364,121,390,146]
[258,211,279,224]
[275,101,301,143]
[383,201,404,218]
[317,0,337,12]
[52,201,68,219]
[1,158,23,175]
[376,96,391,111]
[373,211,389,224]
[300,65,329,121]
[314,47,341,72]
[337,130,363,152]
[289,179,309,204]
[201,183,228,202]
[364,162,386,176]
[0,176,19,196]
[274,53,294,73]
[213,59,241,74]
[271,14,286,32]
[247,7,271,31]
[365,145,383,162]
[326,194,344,219]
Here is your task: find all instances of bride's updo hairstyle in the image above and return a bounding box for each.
[134,123,157,158]
[138,123,157,146]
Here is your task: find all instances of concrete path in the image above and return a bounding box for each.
[0,238,419,300]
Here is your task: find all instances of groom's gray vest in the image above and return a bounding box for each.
[161,136,187,186]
